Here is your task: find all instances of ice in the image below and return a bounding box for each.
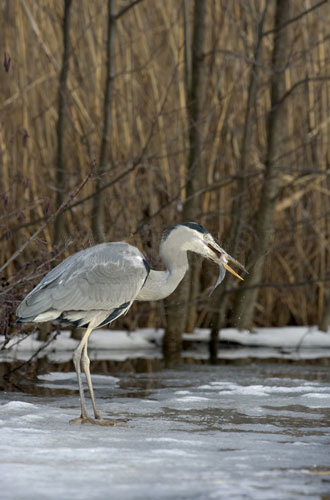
[2,326,330,365]
[1,401,37,411]
[219,326,330,348]
[0,329,158,364]
[38,372,77,381]
[1,364,330,500]
[1,326,330,499]
[38,372,118,383]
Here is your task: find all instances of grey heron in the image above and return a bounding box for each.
[16,222,245,425]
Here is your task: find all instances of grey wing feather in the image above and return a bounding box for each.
[17,242,149,323]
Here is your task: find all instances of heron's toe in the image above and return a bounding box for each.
[69,415,129,426]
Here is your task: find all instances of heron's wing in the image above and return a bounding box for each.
[17,242,149,320]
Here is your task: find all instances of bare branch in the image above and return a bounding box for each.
[263,0,329,36]
[225,275,330,294]
[278,76,330,106]
[115,0,144,20]
[0,173,91,274]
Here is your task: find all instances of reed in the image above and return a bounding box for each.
[1,0,329,330]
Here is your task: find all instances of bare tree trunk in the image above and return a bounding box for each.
[53,0,72,247]
[319,292,330,332]
[319,163,330,333]
[92,0,116,243]
[209,3,269,362]
[163,0,206,366]
[230,0,290,329]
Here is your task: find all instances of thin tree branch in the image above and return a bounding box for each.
[225,275,330,294]
[278,76,330,106]
[0,173,91,274]
[115,0,144,19]
[4,331,60,377]
[263,0,329,36]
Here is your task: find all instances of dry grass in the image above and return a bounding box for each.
[1,0,329,330]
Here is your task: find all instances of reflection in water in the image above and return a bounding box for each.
[117,376,166,399]
[1,356,330,405]
[0,358,165,395]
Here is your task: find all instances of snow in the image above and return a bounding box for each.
[0,329,160,363]
[186,325,330,347]
[1,326,330,363]
[1,327,330,498]
[219,326,330,348]
[1,364,330,499]
[1,326,330,498]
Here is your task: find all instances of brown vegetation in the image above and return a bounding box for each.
[1,0,329,341]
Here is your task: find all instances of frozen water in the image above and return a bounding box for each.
[2,327,330,364]
[1,363,330,500]
[1,327,330,498]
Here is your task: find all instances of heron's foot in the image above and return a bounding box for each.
[93,416,129,426]
[69,415,129,426]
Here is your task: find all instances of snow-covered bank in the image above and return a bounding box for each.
[0,326,330,363]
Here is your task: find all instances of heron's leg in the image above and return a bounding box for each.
[80,342,129,426]
[71,326,93,422]
[70,318,128,426]
[81,342,101,420]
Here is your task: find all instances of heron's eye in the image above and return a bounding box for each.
[203,233,209,241]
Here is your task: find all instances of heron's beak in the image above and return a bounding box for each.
[222,261,244,281]
[206,240,246,280]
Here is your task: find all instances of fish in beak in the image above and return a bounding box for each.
[221,258,245,281]
[205,239,247,295]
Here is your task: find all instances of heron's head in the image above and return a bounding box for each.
[162,222,246,280]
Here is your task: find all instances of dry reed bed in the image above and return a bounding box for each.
[1,0,329,329]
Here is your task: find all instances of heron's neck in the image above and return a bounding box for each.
[136,244,189,301]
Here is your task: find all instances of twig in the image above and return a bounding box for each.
[0,332,30,351]
[0,172,91,274]
[4,331,60,378]
[224,275,330,294]
[263,0,329,36]
[277,76,330,107]
[115,0,144,20]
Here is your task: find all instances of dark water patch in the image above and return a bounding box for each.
[263,404,330,416]
[116,375,167,399]
[140,405,330,437]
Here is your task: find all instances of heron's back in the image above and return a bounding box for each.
[16,242,149,328]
